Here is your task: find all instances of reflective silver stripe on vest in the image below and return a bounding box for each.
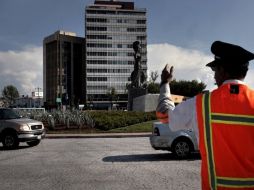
[203,93,217,189]
[202,93,254,189]
[211,113,254,126]
[217,177,254,188]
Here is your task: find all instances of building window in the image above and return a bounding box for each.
[87,60,107,65]
[117,11,145,16]
[87,77,107,82]
[87,43,112,48]
[87,60,134,65]
[86,18,107,23]
[87,52,107,56]
[87,35,107,39]
[87,69,108,73]
[87,27,107,31]
[87,85,108,90]
[86,10,116,15]
[137,20,146,24]
[137,36,146,41]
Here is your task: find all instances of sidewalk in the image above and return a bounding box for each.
[45,132,151,139]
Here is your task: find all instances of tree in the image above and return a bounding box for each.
[2,85,20,107]
[146,78,206,96]
[150,71,159,83]
[147,71,160,94]
[147,83,160,94]
[170,79,206,97]
[107,87,118,110]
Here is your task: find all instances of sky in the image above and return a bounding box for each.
[1,0,254,95]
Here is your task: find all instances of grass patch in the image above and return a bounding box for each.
[46,120,157,134]
[108,120,155,133]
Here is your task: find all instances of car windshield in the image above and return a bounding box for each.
[0,109,21,120]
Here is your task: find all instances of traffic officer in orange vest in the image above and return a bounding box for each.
[156,41,254,190]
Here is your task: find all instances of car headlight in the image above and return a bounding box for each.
[20,124,30,131]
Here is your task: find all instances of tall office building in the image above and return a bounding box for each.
[43,31,86,108]
[85,0,147,109]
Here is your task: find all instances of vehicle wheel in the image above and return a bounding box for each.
[2,132,19,149]
[27,140,41,147]
[172,139,192,158]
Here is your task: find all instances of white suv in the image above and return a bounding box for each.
[0,108,45,149]
[150,122,198,158]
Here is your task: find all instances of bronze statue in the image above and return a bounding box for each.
[130,41,146,88]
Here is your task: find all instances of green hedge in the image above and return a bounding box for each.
[88,111,156,130]
[15,109,94,130]
[15,109,156,131]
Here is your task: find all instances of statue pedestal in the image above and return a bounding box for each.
[132,94,159,112]
[127,87,147,111]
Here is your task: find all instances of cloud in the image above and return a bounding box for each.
[147,43,254,90]
[0,43,253,98]
[0,46,42,95]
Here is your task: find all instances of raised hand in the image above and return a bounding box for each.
[161,64,174,85]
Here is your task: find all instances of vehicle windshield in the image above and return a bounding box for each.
[0,109,21,120]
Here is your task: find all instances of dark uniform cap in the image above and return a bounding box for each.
[206,41,254,67]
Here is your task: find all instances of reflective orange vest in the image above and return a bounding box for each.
[196,83,254,190]
[156,111,169,123]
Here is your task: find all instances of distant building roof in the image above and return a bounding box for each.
[56,30,76,36]
[94,0,134,10]
[171,94,186,103]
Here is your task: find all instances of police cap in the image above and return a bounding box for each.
[206,41,254,67]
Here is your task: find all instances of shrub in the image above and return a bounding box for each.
[14,109,156,131]
[89,111,156,130]
[14,109,94,130]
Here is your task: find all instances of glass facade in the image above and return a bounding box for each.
[85,1,147,108]
[43,31,85,108]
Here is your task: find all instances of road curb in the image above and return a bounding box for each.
[45,133,151,139]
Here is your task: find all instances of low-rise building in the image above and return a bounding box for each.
[14,91,44,108]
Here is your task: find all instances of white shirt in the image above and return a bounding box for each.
[157,80,246,145]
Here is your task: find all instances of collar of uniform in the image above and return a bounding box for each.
[223,79,245,85]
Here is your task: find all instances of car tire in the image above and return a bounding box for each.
[27,140,41,147]
[172,138,193,159]
[2,132,19,149]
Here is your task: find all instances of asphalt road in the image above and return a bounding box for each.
[0,138,201,190]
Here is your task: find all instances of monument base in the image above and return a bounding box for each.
[132,94,159,112]
[133,94,186,112]
[127,87,147,111]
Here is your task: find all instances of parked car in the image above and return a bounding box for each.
[150,121,198,158]
[0,108,45,149]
